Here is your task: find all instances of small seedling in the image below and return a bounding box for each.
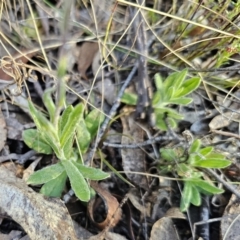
[159,139,231,211]
[23,87,108,202]
[121,69,201,130]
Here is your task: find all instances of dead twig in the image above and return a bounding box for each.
[103,135,178,148]
[204,168,240,199]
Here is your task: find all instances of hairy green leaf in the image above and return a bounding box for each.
[40,171,67,197]
[190,186,201,206]
[180,181,192,212]
[62,160,90,201]
[193,179,224,194]
[177,164,194,177]
[160,148,176,161]
[152,91,163,107]
[189,139,201,154]
[62,136,74,159]
[28,101,56,134]
[167,117,178,128]
[175,77,201,97]
[165,108,184,120]
[199,146,213,156]
[154,73,164,91]
[121,92,138,105]
[155,114,167,130]
[59,105,74,135]
[206,152,226,159]
[85,108,105,138]
[28,101,61,157]
[76,119,91,154]
[164,69,188,91]
[165,86,175,101]
[192,159,231,168]
[73,161,110,180]
[23,129,52,154]
[167,97,192,105]
[60,103,84,148]
[42,88,56,123]
[173,69,188,90]
[41,131,62,158]
[27,163,65,185]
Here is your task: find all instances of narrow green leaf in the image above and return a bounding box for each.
[154,73,164,91]
[76,119,91,154]
[165,108,184,120]
[175,77,201,97]
[193,179,224,194]
[42,88,56,123]
[154,108,183,120]
[164,69,188,90]
[62,160,90,201]
[23,129,52,154]
[59,105,73,135]
[155,113,168,130]
[173,69,188,90]
[160,148,176,161]
[40,171,67,197]
[28,101,57,134]
[189,139,201,154]
[85,108,105,138]
[121,92,138,105]
[165,86,175,101]
[177,164,194,178]
[167,117,178,128]
[41,131,62,159]
[62,136,74,159]
[73,161,110,180]
[192,159,231,168]
[152,91,163,106]
[28,101,61,156]
[180,181,193,212]
[190,186,201,206]
[167,97,192,105]
[28,101,45,130]
[57,56,68,78]
[27,163,65,185]
[205,152,226,159]
[199,147,213,156]
[60,103,84,148]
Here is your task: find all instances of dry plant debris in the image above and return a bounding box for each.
[0,165,77,240]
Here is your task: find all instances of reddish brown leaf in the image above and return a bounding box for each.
[77,42,99,80]
[88,181,122,229]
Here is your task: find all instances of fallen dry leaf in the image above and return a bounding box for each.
[128,189,150,216]
[95,78,116,105]
[92,50,104,79]
[88,181,122,229]
[0,166,77,240]
[77,42,99,80]
[165,207,186,220]
[22,157,42,182]
[221,186,240,240]
[150,217,178,240]
[209,112,240,130]
[121,107,148,189]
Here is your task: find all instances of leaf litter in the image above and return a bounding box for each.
[1,1,240,240]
